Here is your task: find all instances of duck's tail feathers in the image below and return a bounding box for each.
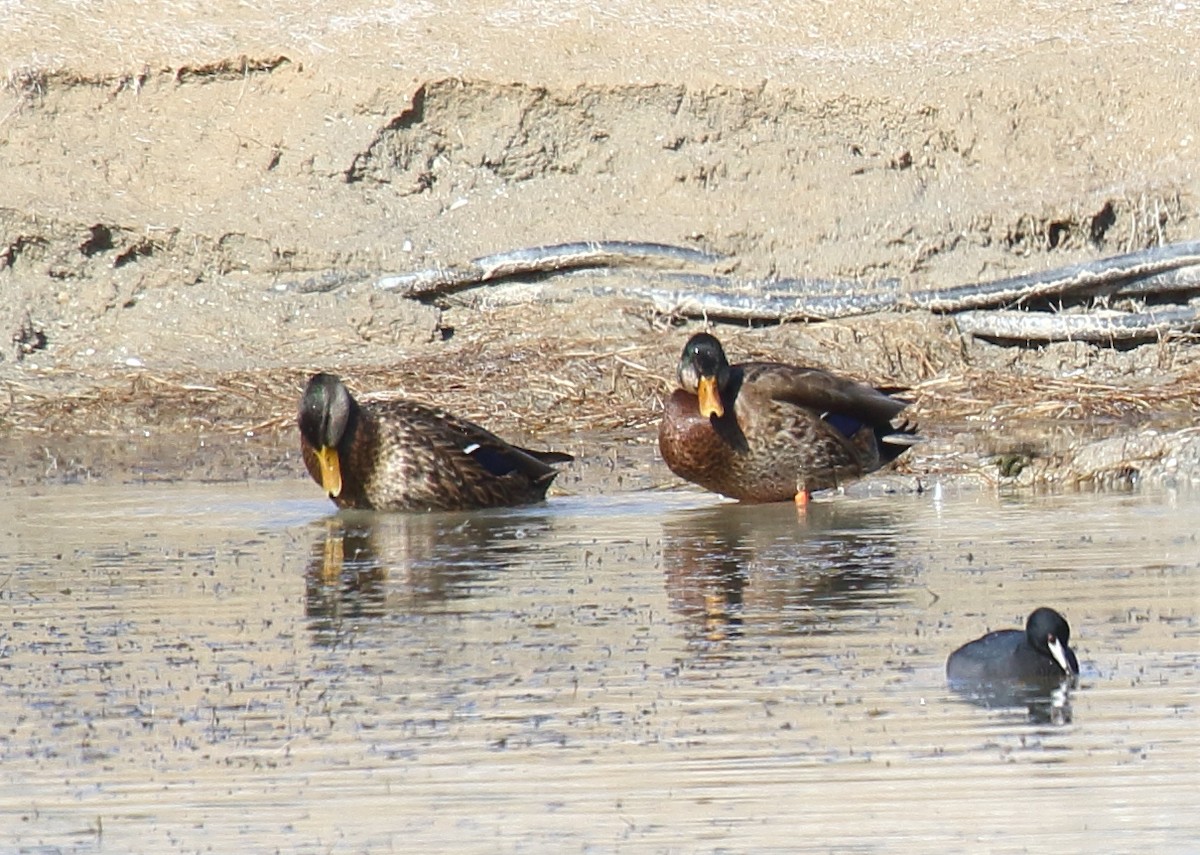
[877,419,922,462]
[468,444,573,482]
[527,449,575,466]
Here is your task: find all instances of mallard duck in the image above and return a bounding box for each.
[946,607,1079,685]
[298,373,573,512]
[657,332,918,504]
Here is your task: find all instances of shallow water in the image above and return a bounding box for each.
[1,477,1197,853]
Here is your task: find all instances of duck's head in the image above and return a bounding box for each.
[678,332,731,419]
[298,372,354,498]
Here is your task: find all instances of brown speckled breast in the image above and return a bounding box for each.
[658,389,879,503]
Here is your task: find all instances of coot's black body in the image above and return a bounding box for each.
[947,607,1079,686]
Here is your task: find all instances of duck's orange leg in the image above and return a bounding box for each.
[793,488,811,509]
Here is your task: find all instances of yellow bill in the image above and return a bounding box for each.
[315,446,343,498]
[697,376,724,418]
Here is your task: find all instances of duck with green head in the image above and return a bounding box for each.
[658,332,918,505]
[298,372,573,512]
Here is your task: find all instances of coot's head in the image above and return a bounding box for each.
[1026,607,1079,677]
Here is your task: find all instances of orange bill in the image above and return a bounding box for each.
[315,446,343,498]
[697,375,724,418]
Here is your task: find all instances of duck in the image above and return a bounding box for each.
[946,607,1080,685]
[657,332,919,504]
[298,372,573,512]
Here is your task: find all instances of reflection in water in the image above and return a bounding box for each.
[1,480,1198,851]
[304,508,556,644]
[948,678,1076,725]
[660,499,912,646]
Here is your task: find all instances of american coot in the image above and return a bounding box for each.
[946,607,1080,685]
[657,332,919,505]
[298,373,573,512]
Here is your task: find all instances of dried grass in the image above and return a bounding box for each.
[913,365,1200,424]
[4,327,1198,446]
[0,332,668,441]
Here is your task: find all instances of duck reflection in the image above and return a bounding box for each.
[661,499,909,645]
[304,508,554,644]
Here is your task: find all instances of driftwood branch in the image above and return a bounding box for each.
[281,237,1200,345]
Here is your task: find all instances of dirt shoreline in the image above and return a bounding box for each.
[2,4,1198,490]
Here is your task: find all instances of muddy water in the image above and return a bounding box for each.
[1,476,1197,852]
